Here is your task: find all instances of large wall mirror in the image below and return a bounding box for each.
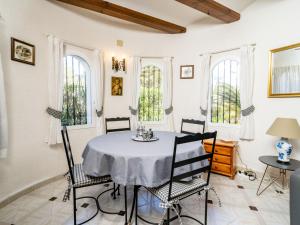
[268,43,300,97]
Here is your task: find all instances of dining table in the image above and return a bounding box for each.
[82,130,206,224]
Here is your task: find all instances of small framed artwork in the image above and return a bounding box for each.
[111,76,123,96]
[11,38,35,65]
[180,65,194,79]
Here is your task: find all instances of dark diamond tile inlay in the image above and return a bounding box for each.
[207,200,213,204]
[81,203,89,208]
[49,197,57,201]
[249,206,258,211]
[237,185,244,189]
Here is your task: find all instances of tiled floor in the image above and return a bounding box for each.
[0,173,290,225]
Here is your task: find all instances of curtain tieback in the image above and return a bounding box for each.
[96,107,103,117]
[165,106,173,115]
[200,107,207,116]
[241,105,255,117]
[46,107,62,119]
[129,106,138,115]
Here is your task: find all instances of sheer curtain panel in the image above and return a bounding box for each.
[239,45,255,140]
[47,35,65,145]
[0,53,8,158]
[93,50,105,135]
[199,54,212,124]
[129,56,141,130]
[163,57,175,131]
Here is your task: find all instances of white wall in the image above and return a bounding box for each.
[1,0,300,201]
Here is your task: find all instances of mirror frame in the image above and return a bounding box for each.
[268,42,300,98]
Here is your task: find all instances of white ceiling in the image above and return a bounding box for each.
[106,0,256,26]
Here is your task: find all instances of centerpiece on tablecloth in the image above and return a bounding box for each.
[131,124,159,142]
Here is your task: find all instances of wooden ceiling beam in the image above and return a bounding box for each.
[175,0,240,23]
[55,0,186,34]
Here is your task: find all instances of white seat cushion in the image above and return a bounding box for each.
[146,177,207,203]
[72,164,111,188]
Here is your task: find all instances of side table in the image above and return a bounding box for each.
[256,155,300,196]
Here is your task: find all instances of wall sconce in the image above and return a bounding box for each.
[112,57,126,72]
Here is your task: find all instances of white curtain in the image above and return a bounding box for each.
[239,45,255,140]
[163,57,175,131]
[129,57,141,130]
[47,35,65,145]
[273,65,300,94]
[199,54,212,124]
[0,53,8,158]
[93,50,105,135]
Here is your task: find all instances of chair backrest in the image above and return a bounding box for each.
[105,117,131,134]
[181,119,205,135]
[61,126,75,184]
[168,131,217,202]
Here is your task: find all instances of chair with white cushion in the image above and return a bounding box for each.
[61,126,125,225]
[135,131,217,225]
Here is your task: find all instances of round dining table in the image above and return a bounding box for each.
[82,131,206,188]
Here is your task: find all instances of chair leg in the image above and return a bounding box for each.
[167,208,170,225]
[135,186,138,225]
[73,188,77,225]
[204,191,208,225]
[124,186,128,225]
[118,185,120,196]
[113,183,116,199]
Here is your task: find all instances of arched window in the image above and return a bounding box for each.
[138,65,164,122]
[210,59,241,124]
[61,55,92,126]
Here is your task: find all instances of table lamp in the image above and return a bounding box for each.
[266,118,300,163]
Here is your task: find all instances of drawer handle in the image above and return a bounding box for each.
[215,158,218,161]
[215,149,218,153]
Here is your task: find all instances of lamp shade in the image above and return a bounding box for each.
[266,118,300,139]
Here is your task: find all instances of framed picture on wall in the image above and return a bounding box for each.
[180,65,194,79]
[111,76,123,96]
[11,38,35,66]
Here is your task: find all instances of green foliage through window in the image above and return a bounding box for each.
[61,55,91,126]
[211,59,241,124]
[138,65,164,122]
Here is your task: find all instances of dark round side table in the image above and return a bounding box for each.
[256,155,300,196]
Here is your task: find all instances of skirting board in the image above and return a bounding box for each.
[0,174,64,209]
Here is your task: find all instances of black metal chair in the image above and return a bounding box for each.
[105,117,131,199]
[135,131,217,225]
[181,119,205,135]
[61,126,125,225]
[105,117,131,133]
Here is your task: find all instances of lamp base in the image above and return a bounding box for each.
[276,160,290,165]
[275,138,292,163]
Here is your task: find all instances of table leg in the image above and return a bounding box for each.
[256,165,285,196]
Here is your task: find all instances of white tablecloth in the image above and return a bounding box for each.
[82,131,205,187]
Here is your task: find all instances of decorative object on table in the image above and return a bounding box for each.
[256,155,300,196]
[132,125,158,142]
[111,76,123,96]
[11,37,35,65]
[204,139,237,179]
[266,118,300,163]
[112,56,126,72]
[180,65,194,79]
[268,42,300,98]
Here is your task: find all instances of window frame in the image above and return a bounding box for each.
[137,59,166,125]
[207,55,241,128]
[62,49,96,130]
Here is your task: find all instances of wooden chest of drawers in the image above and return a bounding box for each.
[204,139,237,179]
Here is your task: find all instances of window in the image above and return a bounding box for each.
[61,55,92,126]
[138,65,164,122]
[210,59,241,125]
